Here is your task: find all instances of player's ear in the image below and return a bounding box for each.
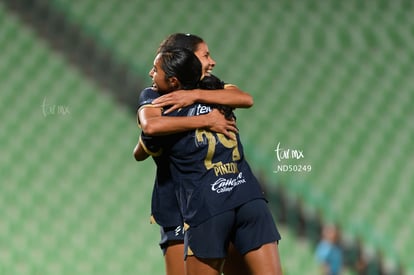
[168,77,180,89]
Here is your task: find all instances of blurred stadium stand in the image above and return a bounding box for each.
[1,0,412,274]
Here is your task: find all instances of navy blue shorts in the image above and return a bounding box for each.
[184,199,281,259]
[159,225,185,255]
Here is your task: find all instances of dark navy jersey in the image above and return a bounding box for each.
[142,103,265,227]
[137,87,183,227]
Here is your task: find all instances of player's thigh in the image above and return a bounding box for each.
[243,242,283,275]
[160,226,186,275]
[164,241,185,275]
[223,242,250,275]
[186,256,224,275]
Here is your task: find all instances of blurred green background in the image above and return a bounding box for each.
[0,0,412,274]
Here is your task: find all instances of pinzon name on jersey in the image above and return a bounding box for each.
[214,162,239,176]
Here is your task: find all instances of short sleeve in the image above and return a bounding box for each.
[137,87,162,127]
[138,87,160,110]
[139,132,163,157]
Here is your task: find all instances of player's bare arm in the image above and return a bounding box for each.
[134,104,237,161]
[152,85,253,114]
[139,107,238,139]
[133,138,150,161]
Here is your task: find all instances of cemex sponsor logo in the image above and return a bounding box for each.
[211,173,246,193]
